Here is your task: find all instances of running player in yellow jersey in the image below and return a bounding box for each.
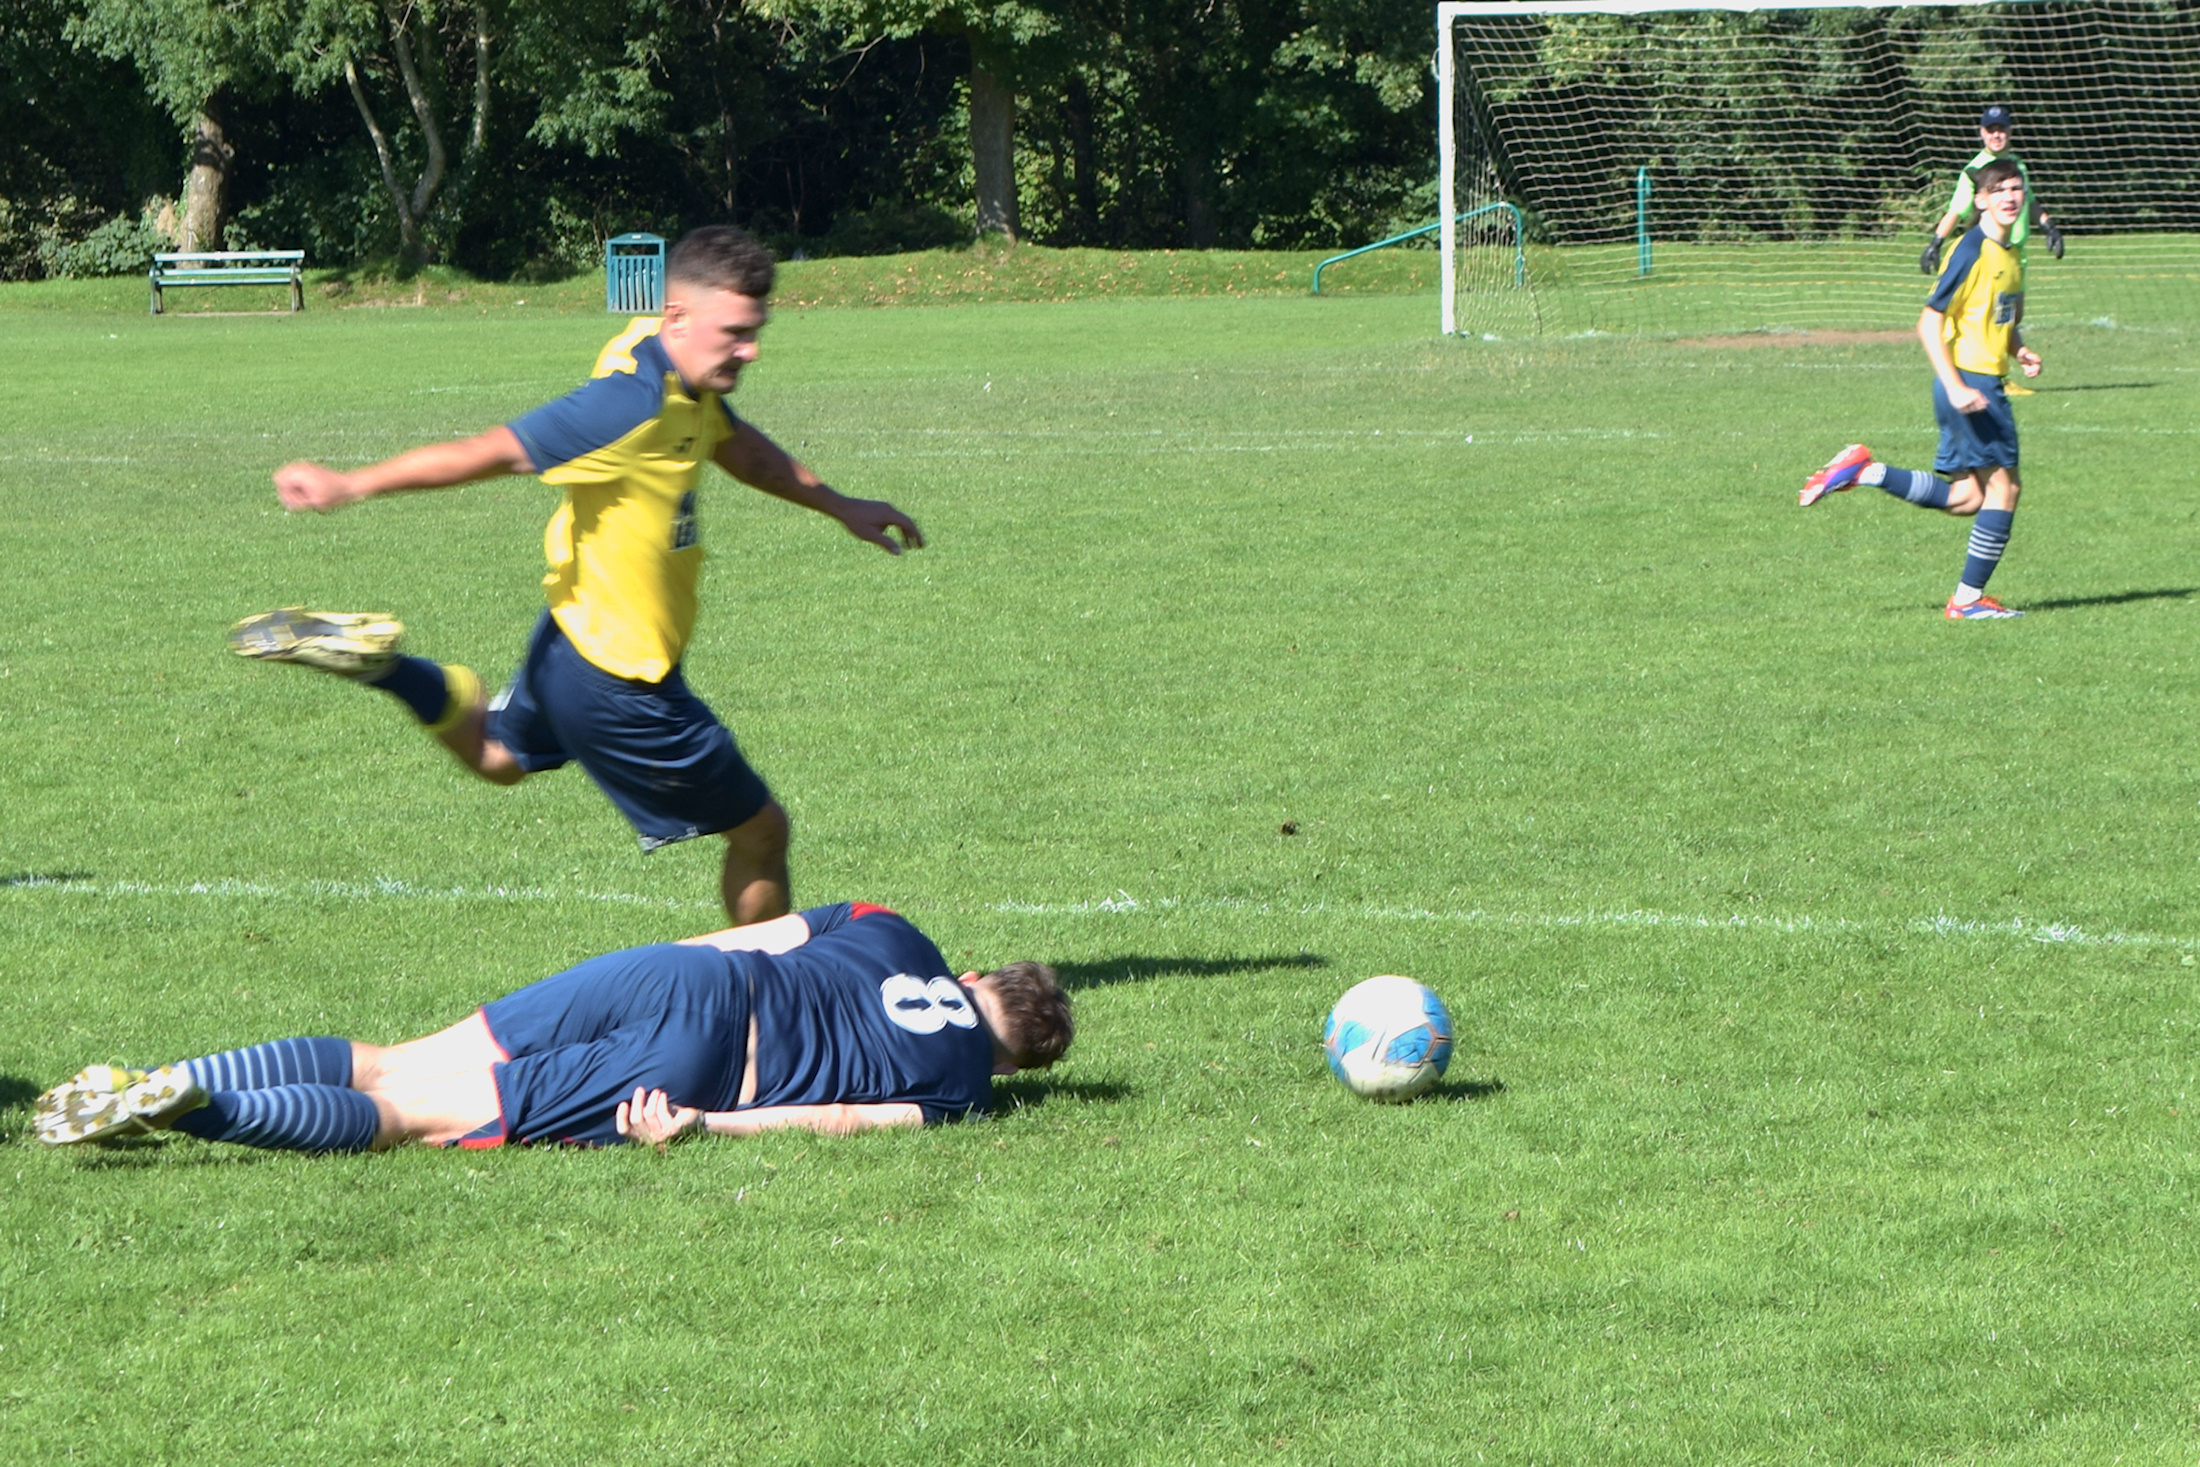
[234,227,922,921]
[1801,158,2041,619]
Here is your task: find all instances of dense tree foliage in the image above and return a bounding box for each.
[1,0,1438,277]
[10,0,2189,279]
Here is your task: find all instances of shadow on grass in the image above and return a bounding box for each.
[2027,381,2160,393]
[992,1077,1134,1111]
[1429,1076,1507,1102]
[2024,587,2196,612]
[59,1139,274,1168]
[0,1075,42,1112]
[1051,953,1327,990]
[1,871,94,887]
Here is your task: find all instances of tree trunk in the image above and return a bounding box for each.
[346,57,421,262]
[970,51,1018,240]
[179,99,230,254]
[1182,149,1215,249]
[1065,71,1097,243]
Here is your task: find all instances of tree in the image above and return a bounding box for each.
[280,0,493,266]
[67,0,289,251]
[765,0,1063,238]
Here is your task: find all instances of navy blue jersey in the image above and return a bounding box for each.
[740,903,997,1125]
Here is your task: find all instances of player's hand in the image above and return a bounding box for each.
[1919,237,1943,276]
[273,461,363,513]
[833,495,925,555]
[2041,220,2065,259]
[1947,382,1991,413]
[2016,347,2042,379]
[616,1087,703,1147]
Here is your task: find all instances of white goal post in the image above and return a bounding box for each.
[1437,0,2200,338]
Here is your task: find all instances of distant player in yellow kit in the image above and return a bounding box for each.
[234,227,922,920]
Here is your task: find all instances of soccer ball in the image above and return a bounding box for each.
[1322,976,1454,1102]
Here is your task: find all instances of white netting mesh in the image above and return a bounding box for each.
[1440,0,2200,338]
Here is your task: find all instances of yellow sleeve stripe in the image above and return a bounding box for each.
[592,317,663,380]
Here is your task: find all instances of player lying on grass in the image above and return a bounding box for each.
[35,902,1070,1153]
[1801,157,2041,621]
[232,225,923,924]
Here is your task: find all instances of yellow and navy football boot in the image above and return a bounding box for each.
[37,1064,206,1146]
[227,608,404,677]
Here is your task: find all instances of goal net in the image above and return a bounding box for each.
[1439,0,2200,339]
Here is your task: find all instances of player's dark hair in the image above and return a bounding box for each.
[1973,157,2025,196]
[666,226,776,299]
[982,962,1074,1068]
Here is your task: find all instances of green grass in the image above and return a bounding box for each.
[1466,233,2200,337]
[19,240,1437,319]
[3,271,2199,1464]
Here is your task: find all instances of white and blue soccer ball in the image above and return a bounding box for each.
[1322,975,1454,1102]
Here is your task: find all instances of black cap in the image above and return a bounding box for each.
[1980,104,2013,130]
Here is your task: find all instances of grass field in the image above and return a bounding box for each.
[1458,234,2200,338]
[3,265,2198,1463]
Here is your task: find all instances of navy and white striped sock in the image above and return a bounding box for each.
[171,1085,380,1153]
[1861,462,1952,508]
[1958,507,2016,595]
[180,1037,352,1093]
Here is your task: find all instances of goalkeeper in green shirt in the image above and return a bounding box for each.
[1921,104,2063,273]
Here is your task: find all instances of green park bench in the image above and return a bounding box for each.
[149,251,306,315]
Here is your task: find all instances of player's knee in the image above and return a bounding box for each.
[348,1040,390,1089]
[367,1094,409,1151]
[470,737,527,787]
[726,798,789,860]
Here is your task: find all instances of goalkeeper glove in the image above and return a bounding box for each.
[1919,236,1943,275]
[2041,220,2065,259]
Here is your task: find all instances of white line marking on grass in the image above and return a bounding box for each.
[1,874,709,911]
[987,895,2195,951]
[839,426,1682,459]
[6,877,2187,951]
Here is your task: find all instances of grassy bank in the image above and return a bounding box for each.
[0,242,1439,317]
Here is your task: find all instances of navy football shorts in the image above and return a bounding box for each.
[1933,369,2019,477]
[466,943,752,1147]
[486,610,772,850]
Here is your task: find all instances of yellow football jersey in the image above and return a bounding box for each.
[508,319,739,682]
[1927,227,2024,378]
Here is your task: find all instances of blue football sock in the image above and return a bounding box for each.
[361,655,452,726]
[1959,507,2016,594]
[180,1036,352,1093]
[1862,462,1953,508]
[171,1085,380,1153]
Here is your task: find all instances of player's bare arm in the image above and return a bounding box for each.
[274,426,536,512]
[677,910,814,953]
[615,1087,923,1144]
[714,420,924,555]
[2009,300,2042,379]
